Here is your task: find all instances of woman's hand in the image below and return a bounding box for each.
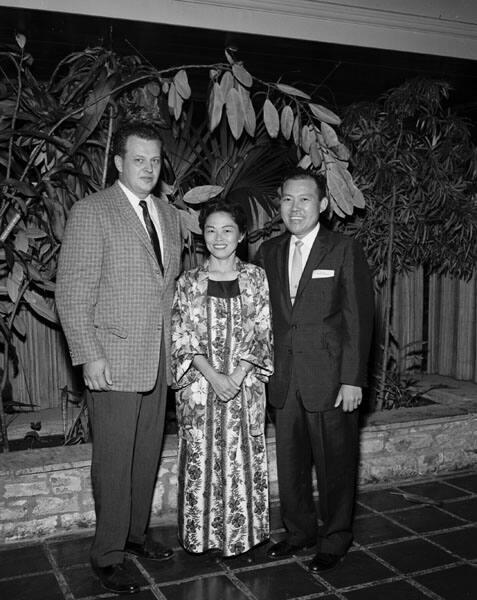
[230,362,251,388]
[209,371,241,402]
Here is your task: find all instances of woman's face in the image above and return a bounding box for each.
[203,210,244,261]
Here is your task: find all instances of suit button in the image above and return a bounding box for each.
[291,325,297,330]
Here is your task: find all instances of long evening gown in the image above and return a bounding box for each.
[176,278,269,557]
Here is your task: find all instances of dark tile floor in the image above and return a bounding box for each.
[1,469,476,600]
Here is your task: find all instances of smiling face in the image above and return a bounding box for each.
[114,134,162,199]
[203,210,244,261]
[280,177,328,238]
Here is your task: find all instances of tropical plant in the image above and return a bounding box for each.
[0,36,361,449]
[340,79,477,409]
[161,112,293,260]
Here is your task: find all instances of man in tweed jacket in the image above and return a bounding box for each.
[56,121,182,594]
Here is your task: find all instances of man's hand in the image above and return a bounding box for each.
[334,384,362,412]
[83,358,113,391]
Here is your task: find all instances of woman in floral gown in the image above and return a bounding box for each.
[171,199,273,557]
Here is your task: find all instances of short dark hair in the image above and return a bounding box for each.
[279,167,327,199]
[112,120,163,158]
[199,198,248,234]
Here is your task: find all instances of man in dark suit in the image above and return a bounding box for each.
[56,121,182,594]
[257,168,374,572]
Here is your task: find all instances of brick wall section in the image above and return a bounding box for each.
[1,407,476,544]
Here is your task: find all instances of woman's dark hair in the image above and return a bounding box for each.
[199,199,248,234]
[112,120,163,158]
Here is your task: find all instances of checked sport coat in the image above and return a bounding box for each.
[56,181,182,391]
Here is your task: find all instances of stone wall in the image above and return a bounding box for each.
[1,387,476,544]
[359,413,477,483]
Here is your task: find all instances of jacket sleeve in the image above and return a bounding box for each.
[55,200,105,366]
[340,239,375,386]
[170,273,208,389]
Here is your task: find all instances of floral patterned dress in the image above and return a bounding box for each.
[171,260,273,557]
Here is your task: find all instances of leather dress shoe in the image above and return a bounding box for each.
[267,540,314,559]
[125,540,174,561]
[91,561,140,594]
[308,551,343,572]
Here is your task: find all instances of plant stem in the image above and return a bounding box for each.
[0,198,31,243]
[0,352,10,452]
[0,320,13,452]
[376,184,396,410]
[102,105,114,189]
[6,48,23,181]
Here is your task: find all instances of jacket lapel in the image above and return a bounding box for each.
[113,182,159,266]
[294,226,334,304]
[153,194,173,275]
[275,234,293,313]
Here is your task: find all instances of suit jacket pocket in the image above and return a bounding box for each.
[323,332,341,358]
[95,324,129,339]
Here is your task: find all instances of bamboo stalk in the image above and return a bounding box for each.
[376,184,396,410]
[0,331,10,451]
[102,105,114,190]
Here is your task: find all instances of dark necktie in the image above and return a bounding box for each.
[139,200,164,274]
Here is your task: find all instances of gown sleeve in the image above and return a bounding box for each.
[170,272,208,389]
[237,265,274,382]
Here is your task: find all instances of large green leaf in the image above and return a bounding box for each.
[220,71,234,98]
[179,209,202,235]
[72,72,118,152]
[280,105,294,140]
[309,103,342,125]
[183,185,223,204]
[174,70,191,100]
[321,122,339,148]
[263,99,279,138]
[276,83,310,100]
[226,88,244,140]
[208,82,225,133]
[237,85,256,137]
[232,63,253,88]
[3,179,37,196]
[23,289,58,324]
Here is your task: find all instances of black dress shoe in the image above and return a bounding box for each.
[125,540,174,561]
[308,551,343,572]
[267,540,314,559]
[91,562,140,594]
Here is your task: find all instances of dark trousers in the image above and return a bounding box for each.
[275,384,359,555]
[87,357,167,567]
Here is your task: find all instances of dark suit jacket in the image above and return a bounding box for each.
[257,225,374,411]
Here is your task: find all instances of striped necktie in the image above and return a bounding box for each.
[139,200,163,274]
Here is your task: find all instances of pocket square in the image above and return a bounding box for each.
[312,269,335,278]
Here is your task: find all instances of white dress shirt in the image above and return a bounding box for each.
[288,222,320,284]
[118,180,164,251]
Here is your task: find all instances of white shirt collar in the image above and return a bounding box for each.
[290,221,320,252]
[117,180,151,207]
